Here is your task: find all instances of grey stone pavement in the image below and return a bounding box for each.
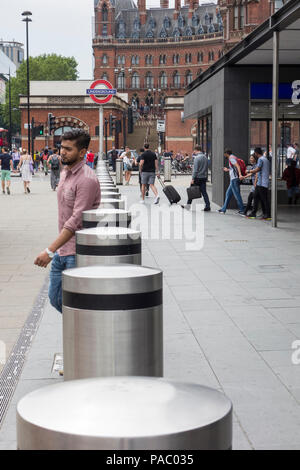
[1,172,300,450]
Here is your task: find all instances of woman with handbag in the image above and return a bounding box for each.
[123,149,133,185]
[17,149,33,194]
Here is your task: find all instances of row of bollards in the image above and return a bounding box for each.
[17,157,232,450]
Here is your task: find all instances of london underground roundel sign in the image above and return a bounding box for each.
[86,79,117,105]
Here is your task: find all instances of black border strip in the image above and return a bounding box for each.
[63,289,162,311]
[76,243,141,256]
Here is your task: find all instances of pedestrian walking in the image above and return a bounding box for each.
[86,149,95,169]
[12,148,20,171]
[242,154,258,216]
[282,159,300,204]
[17,149,33,194]
[123,150,133,185]
[185,145,210,211]
[294,142,299,168]
[42,150,49,175]
[34,129,101,314]
[136,147,149,197]
[0,147,13,195]
[217,149,245,214]
[47,148,61,191]
[246,148,271,220]
[139,143,160,204]
[111,146,118,172]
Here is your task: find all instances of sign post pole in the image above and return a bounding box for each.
[86,79,117,162]
[99,106,104,160]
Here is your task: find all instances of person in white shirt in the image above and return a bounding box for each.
[287,144,296,162]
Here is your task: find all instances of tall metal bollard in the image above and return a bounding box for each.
[82,208,131,229]
[99,198,125,210]
[17,377,233,450]
[62,265,163,380]
[164,156,171,182]
[76,227,141,266]
[116,158,123,185]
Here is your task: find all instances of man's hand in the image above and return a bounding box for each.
[223,167,229,172]
[191,180,194,185]
[34,250,52,268]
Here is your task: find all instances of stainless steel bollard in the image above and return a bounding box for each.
[99,198,125,209]
[116,158,123,185]
[99,186,118,193]
[62,265,163,380]
[100,191,121,200]
[164,156,171,182]
[17,377,233,450]
[76,227,141,267]
[82,208,131,228]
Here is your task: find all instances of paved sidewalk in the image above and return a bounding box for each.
[0,173,58,375]
[1,174,300,449]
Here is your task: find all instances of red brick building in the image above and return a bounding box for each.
[19,81,128,153]
[92,0,281,154]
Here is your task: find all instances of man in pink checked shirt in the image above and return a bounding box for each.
[34,129,100,313]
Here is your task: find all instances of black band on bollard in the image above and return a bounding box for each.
[82,219,131,229]
[63,289,163,311]
[76,243,141,256]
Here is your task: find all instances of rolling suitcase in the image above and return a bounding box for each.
[158,176,181,204]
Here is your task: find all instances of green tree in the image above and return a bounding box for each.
[1,54,78,132]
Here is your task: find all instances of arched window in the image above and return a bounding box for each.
[173,27,181,38]
[163,16,171,30]
[197,68,203,76]
[102,24,108,36]
[102,72,108,80]
[240,5,245,28]
[145,71,154,89]
[117,55,122,65]
[135,55,139,65]
[131,72,140,89]
[197,24,204,35]
[218,50,223,59]
[192,13,198,27]
[145,55,153,65]
[160,27,168,38]
[208,51,214,61]
[117,72,125,89]
[197,52,203,63]
[234,5,239,30]
[102,54,108,65]
[173,71,180,88]
[146,28,154,39]
[160,72,168,89]
[159,54,166,65]
[102,4,108,22]
[131,56,136,65]
[178,12,184,28]
[185,70,193,86]
[185,53,192,64]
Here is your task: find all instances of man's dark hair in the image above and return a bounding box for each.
[3,147,8,152]
[254,147,263,156]
[144,143,149,149]
[195,145,202,152]
[61,129,91,151]
[224,149,232,156]
[53,148,58,154]
[140,148,144,152]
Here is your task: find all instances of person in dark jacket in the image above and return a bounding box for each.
[282,159,300,204]
[185,145,210,211]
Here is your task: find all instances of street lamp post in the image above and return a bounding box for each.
[2,71,12,150]
[22,11,32,154]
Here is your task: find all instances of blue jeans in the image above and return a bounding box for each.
[48,254,76,313]
[87,161,94,169]
[220,178,244,213]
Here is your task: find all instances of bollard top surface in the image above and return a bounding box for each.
[62,264,162,295]
[76,226,141,244]
[17,377,232,439]
[83,209,129,216]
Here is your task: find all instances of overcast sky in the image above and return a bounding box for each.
[0,0,212,79]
